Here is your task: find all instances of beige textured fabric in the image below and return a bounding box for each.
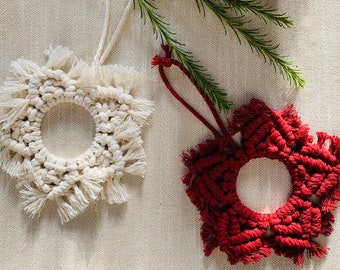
[0,0,339,269]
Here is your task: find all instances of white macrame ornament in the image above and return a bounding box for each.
[0,0,153,223]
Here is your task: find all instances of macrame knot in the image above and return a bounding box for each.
[151,55,172,68]
[152,44,174,67]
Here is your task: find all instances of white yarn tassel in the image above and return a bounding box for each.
[55,185,90,224]
[0,59,33,129]
[0,148,9,171]
[79,169,106,200]
[0,99,29,129]
[56,197,79,224]
[68,61,96,89]
[114,117,140,140]
[2,153,25,177]
[128,97,155,125]
[67,186,90,213]
[123,161,146,177]
[48,169,107,222]
[121,137,147,177]
[20,185,47,218]
[0,81,28,98]
[96,64,142,91]
[113,117,149,177]
[106,176,129,204]
[9,59,39,80]
[44,45,75,70]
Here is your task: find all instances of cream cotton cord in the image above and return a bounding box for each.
[93,0,134,66]
[0,0,154,223]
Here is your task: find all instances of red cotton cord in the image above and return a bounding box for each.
[152,45,340,266]
[152,45,228,138]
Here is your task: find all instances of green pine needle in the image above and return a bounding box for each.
[197,0,305,87]
[134,0,233,111]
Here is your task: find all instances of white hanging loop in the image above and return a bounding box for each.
[93,0,134,66]
[92,0,111,66]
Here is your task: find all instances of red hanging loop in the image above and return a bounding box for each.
[152,45,228,138]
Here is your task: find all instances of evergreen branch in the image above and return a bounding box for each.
[225,0,294,28]
[199,0,305,87]
[238,27,304,86]
[134,0,232,110]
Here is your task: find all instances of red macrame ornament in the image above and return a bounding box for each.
[152,46,340,265]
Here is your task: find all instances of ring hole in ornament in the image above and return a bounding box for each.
[41,102,96,158]
[236,158,292,213]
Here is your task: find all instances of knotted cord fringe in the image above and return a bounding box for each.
[153,46,340,265]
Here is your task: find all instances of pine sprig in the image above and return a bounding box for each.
[226,0,294,28]
[196,0,305,87]
[237,27,304,87]
[133,0,305,110]
[134,0,233,111]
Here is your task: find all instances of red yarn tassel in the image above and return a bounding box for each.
[309,242,328,260]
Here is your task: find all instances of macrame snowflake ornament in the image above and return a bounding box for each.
[0,46,154,223]
[153,49,340,265]
[182,99,340,265]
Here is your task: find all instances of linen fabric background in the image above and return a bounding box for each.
[0,0,339,269]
